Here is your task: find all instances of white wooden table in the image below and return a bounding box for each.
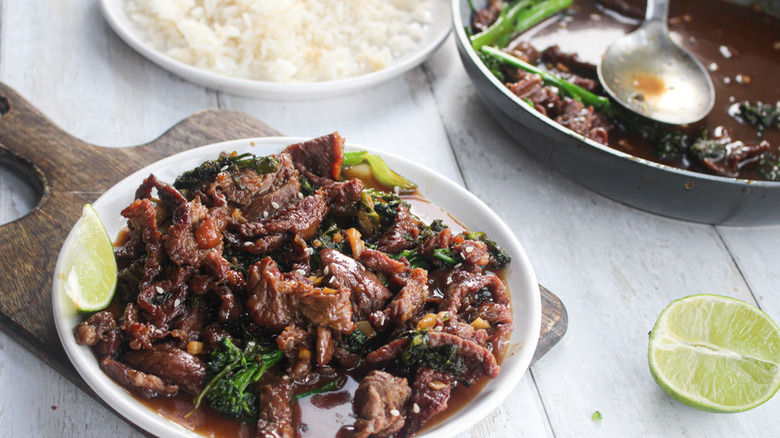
[1,1,778,436]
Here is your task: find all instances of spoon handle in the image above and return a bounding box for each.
[645,0,669,24]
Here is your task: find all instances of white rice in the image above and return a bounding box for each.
[125,0,432,82]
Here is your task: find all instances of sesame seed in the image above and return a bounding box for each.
[412,403,420,414]
[465,246,473,253]
[244,241,253,247]
[271,201,280,209]
[263,211,269,218]
[446,277,453,285]
[173,299,181,307]
[298,192,304,199]
[390,409,400,417]
[323,266,330,275]
[155,286,164,294]
[220,165,229,172]
[295,269,306,276]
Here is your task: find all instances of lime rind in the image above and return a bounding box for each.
[648,294,780,413]
[64,204,118,312]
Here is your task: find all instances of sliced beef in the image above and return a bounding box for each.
[401,368,454,437]
[284,132,345,181]
[120,198,165,290]
[376,205,421,254]
[100,357,179,399]
[166,199,225,268]
[385,268,429,326]
[136,266,193,328]
[235,193,329,250]
[319,248,393,320]
[320,178,364,217]
[256,377,296,438]
[247,257,355,333]
[359,248,408,277]
[352,370,411,438]
[427,332,500,379]
[122,344,206,396]
[74,311,124,357]
[440,270,510,315]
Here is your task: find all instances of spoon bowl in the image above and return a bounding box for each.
[598,0,715,124]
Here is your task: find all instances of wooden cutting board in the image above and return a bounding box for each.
[0,83,567,422]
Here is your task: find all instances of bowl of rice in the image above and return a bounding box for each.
[100,0,451,99]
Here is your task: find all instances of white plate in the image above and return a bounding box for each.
[99,0,452,100]
[53,137,541,438]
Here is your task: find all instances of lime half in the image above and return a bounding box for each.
[64,204,118,312]
[648,294,780,413]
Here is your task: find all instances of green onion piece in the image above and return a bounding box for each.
[343,151,417,193]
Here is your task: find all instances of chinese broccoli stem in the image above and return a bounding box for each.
[470,0,573,50]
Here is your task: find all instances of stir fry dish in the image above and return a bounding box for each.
[469,0,780,181]
[73,133,514,437]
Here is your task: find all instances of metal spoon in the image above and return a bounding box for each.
[597,0,715,124]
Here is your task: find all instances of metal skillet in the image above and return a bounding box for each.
[452,0,780,226]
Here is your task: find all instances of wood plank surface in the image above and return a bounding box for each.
[0,83,566,432]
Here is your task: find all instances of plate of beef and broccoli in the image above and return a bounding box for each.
[53,134,541,438]
[454,0,780,225]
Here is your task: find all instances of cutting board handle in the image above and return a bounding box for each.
[0,82,281,357]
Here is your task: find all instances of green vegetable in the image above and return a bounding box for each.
[292,376,347,401]
[192,337,283,421]
[174,152,279,191]
[592,411,603,421]
[470,0,573,50]
[731,101,780,137]
[400,330,465,375]
[478,46,692,161]
[342,151,417,193]
[463,231,511,269]
[433,248,462,265]
[339,328,369,354]
[356,188,411,237]
[480,46,612,114]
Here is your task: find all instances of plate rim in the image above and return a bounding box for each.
[100,0,453,99]
[52,136,541,438]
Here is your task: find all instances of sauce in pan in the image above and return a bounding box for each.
[518,0,780,180]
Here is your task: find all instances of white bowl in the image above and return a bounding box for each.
[100,0,452,100]
[53,137,541,437]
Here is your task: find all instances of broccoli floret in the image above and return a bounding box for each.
[400,330,465,375]
[339,328,369,354]
[192,337,284,421]
[731,101,780,137]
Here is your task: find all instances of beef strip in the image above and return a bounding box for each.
[100,357,179,399]
[385,268,429,326]
[401,369,454,437]
[122,344,206,396]
[352,370,411,438]
[74,311,124,357]
[247,257,355,333]
[284,132,345,181]
[376,205,421,254]
[120,198,165,291]
[256,377,296,438]
[319,248,393,320]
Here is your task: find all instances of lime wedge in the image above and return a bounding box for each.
[64,204,118,312]
[648,294,780,413]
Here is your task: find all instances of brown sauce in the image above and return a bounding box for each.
[519,0,780,179]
